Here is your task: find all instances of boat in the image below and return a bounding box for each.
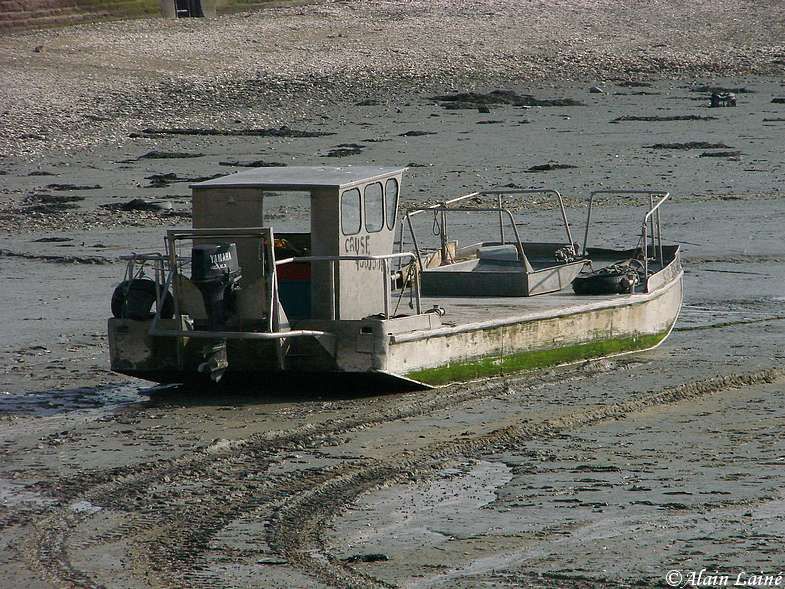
[107,166,683,388]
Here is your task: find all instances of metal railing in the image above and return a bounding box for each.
[404,205,526,271]
[476,189,574,247]
[399,188,575,270]
[275,252,422,318]
[141,228,333,366]
[121,230,418,349]
[583,190,670,283]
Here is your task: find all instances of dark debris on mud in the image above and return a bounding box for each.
[144,172,223,188]
[431,90,584,109]
[699,150,742,158]
[120,151,205,162]
[218,159,287,167]
[687,85,755,94]
[0,248,111,265]
[526,163,578,172]
[611,115,718,123]
[645,141,732,150]
[323,144,367,157]
[46,183,102,191]
[132,126,335,138]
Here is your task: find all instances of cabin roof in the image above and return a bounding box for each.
[191,166,406,191]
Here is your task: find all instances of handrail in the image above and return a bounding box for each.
[149,327,331,340]
[158,226,282,363]
[400,188,576,275]
[404,205,526,271]
[274,252,418,265]
[477,189,575,249]
[583,190,670,287]
[276,252,421,317]
[166,227,272,238]
[147,264,332,341]
[119,252,167,262]
[142,233,419,350]
[404,192,480,217]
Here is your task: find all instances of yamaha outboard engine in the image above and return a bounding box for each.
[191,243,241,381]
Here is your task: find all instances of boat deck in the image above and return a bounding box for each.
[419,288,633,331]
[410,253,673,334]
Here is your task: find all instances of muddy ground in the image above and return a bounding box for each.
[2,3,785,588]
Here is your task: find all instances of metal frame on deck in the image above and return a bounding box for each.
[582,190,670,281]
[119,228,420,367]
[399,188,575,271]
[275,252,421,318]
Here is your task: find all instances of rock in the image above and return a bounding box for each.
[101,199,166,211]
[611,115,718,123]
[343,553,390,563]
[431,90,584,109]
[399,130,436,137]
[699,150,742,158]
[144,173,222,187]
[32,237,73,243]
[137,151,204,160]
[323,144,366,157]
[645,141,732,150]
[526,163,579,172]
[137,126,334,138]
[29,193,85,204]
[218,160,287,167]
[589,86,604,94]
[46,183,101,191]
[689,84,754,94]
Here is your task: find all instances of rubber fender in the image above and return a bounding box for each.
[111,279,174,320]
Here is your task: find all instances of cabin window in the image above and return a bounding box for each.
[385,178,399,230]
[341,188,361,235]
[364,182,384,233]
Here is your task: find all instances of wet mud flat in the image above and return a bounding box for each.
[2,76,784,393]
[1,67,785,589]
[1,308,783,588]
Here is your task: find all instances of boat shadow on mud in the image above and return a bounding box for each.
[0,383,146,417]
[142,371,423,407]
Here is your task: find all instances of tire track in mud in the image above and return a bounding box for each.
[269,368,785,589]
[23,363,633,588]
[23,365,783,588]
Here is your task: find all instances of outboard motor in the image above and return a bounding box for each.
[190,243,241,381]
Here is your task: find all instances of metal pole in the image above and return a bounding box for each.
[642,221,648,290]
[503,209,525,264]
[330,260,336,321]
[414,263,421,314]
[166,232,183,369]
[406,213,424,270]
[498,194,505,244]
[582,195,594,257]
[656,205,664,268]
[396,217,406,271]
[649,194,656,261]
[383,258,390,318]
[439,204,449,265]
[554,191,575,250]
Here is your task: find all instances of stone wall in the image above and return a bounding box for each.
[0,0,278,31]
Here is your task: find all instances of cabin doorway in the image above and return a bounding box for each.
[175,0,203,18]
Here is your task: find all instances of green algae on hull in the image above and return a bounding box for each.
[406,330,670,386]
